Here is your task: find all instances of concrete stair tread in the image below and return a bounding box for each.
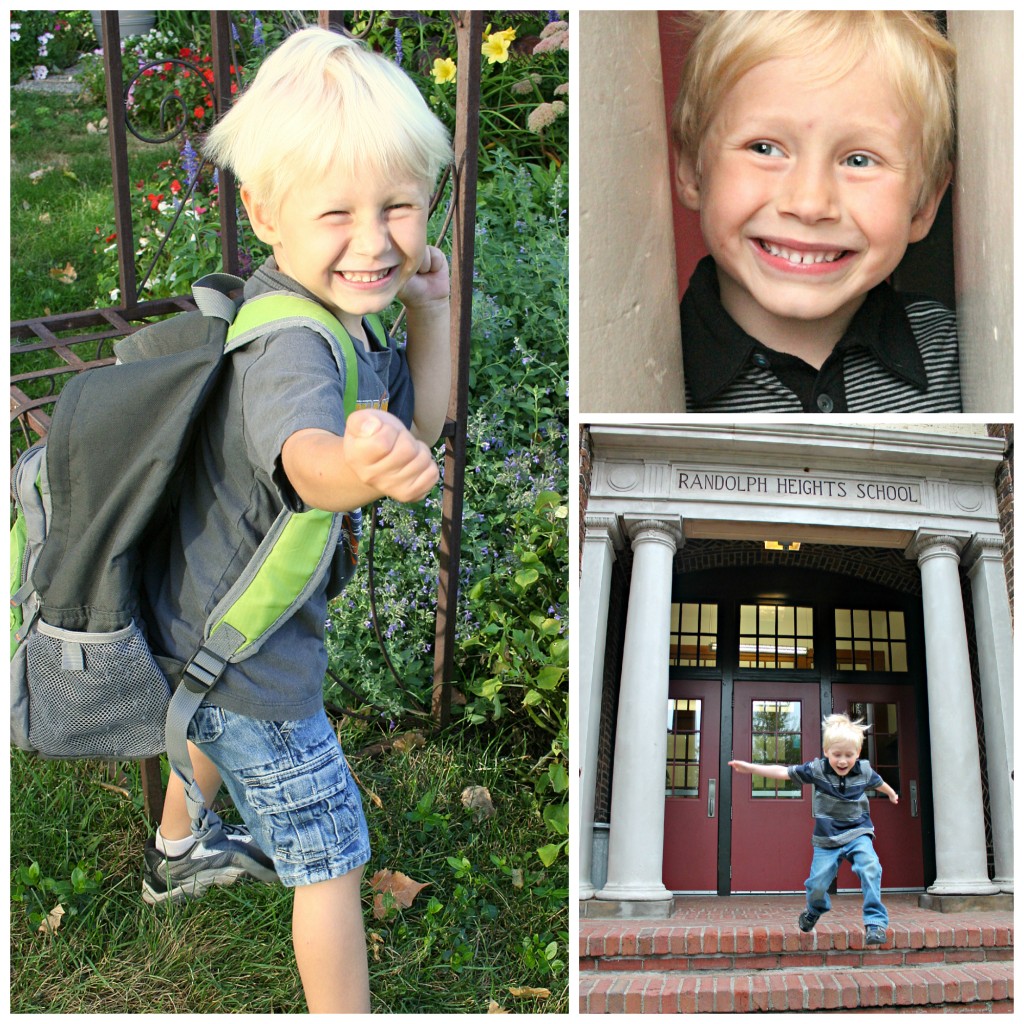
[579,961,1014,1013]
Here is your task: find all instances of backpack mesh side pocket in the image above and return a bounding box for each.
[26,620,171,759]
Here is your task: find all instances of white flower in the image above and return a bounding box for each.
[32,65,48,81]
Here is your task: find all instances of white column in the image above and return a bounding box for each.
[963,534,1014,892]
[597,516,682,902]
[907,531,998,895]
[578,514,622,900]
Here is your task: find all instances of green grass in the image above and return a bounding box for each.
[11,725,568,1013]
[10,89,177,322]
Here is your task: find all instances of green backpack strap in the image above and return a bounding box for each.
[166,291,382,837]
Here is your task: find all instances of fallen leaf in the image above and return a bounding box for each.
[49,262,77,285]
[509,987,550,999]
[368,931,385,962]
[37,212,51,224]
[29,165,54,183]
[38,904,65,935]
[510,868,524,889]
[487,1001,509,1014]
[391,731,425,753]
[63,169,79,183]
[370,869,429,920]
[461,785,496,819]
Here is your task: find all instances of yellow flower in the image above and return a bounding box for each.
[482,28,515,64]
[431,57,456,85]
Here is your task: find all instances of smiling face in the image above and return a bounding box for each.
[825,740,862,777]
[676,49,948,353]
[243,167,430,342]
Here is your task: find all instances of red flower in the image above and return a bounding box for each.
[164,61,172,72]
[105,232,117,243]
[142,68,154,77]
[193,106,205,119]
[181,69,190,78]
[179,47,192,58]
[170,179,182,195]
[203,69,214,83]
[147,193,164,210]
[230,82,238,94]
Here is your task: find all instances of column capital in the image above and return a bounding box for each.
[961,532,1006,572]
[583,512,624,552]
[623,515,683,552]
[905,529,971,563]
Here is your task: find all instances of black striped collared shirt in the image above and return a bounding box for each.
[680,256,962,413]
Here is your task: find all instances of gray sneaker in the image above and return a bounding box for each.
[865,924,888,946]
[142,821,278,904]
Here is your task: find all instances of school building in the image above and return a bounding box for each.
[579,424,1013,912]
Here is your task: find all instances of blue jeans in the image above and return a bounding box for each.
[804,834,887,927]
[187,704,371,887]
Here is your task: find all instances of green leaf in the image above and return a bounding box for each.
[514,567,540,589]
[535,665,563,690]
[537,843,562,867]
[543,802,569,836]
[548,762,569,794]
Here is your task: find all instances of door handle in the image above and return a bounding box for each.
[909,780,918,818]
[707,778,716,818]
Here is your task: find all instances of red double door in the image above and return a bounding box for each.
[663,679,924,893]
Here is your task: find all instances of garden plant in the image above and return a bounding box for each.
[10,10,568,1014]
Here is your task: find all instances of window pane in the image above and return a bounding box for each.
[740,605,756,633]
[759,605,776,633]
[798,606,813,635]
[871,610,889,638]
[891,643,908,672]
[890,612,906,640]
[666,698,702,797]
[853,609,870,637]
[704,605,718,633]
[680,603,699,633]
[835,639,853,669]
[835,609,852,638]
[751,700,802,798]
[778,606,795,635]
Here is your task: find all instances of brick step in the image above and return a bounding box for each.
[579,961,1014,1013]
[581,918,1014,972]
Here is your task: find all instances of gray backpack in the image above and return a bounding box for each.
[10,274,384,835]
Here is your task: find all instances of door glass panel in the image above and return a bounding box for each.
[751,700,802,797]
[666,698,702,797]
[835,608,909,673]
[847,700,900,796]
[670,603,718,667]
[738,604,814,669]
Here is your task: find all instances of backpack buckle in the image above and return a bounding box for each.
[182,646,228,694]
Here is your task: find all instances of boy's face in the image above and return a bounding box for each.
[824,741,861,777]
[676,50,948,346]
[244,166,431,340]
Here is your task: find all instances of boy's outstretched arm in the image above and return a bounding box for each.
[282,409,439,513]
[728,760,792,780]
[399,245,452,447]
[875,780,900,805]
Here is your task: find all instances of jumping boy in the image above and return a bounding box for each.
[138,28,453,1012]
[672,11,961,412]
[729,713,899,946]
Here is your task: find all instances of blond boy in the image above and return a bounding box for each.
[730,713,898,945]
[140,28,453,1012]
[673,11,960,412]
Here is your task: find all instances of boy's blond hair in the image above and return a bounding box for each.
[822,713,868,754]
[671,11,956,209]
[204,27,452,216]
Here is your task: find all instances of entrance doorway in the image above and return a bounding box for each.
[662,566,931,895]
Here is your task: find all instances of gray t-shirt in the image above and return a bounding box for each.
[149,258,414,720]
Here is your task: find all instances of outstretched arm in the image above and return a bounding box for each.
[875,780,899,805]
[728,760,791,780]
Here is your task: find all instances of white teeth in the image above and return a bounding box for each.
[339,268,391,283]
[759,240,846,265]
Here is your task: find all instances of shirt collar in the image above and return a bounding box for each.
[680,256,929,406]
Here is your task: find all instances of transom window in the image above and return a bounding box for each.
[835,609,908,672]
[666,698,702,797]
[739,604,814,669]
[670,603,718,667]
[751,700,802,798]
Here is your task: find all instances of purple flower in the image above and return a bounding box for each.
[393,28,404,66]
[253,17,265,47]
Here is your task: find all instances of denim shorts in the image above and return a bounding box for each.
[187,704,371,887]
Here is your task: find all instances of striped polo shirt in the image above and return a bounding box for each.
[788,757,885,849]
[680,256,962,412]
